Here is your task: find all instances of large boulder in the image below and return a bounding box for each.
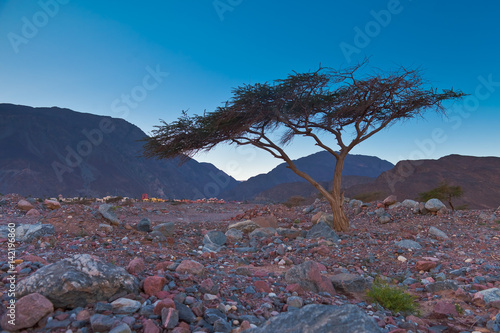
[227,220,260,234]
[285,261,335,295]
[16,254,139,308]
[17,199,34,211]
[243,304,381,333]
[425,199,446,212]
[153,222,175,237]
[383,195,397,206]
[0,293,54,331]
[0,223,55,242]
[331,273,372,294]
[252,215,278,229]
[98,204,121,225]
[306,221,339,242]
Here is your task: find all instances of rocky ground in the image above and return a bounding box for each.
[0,193,499,333]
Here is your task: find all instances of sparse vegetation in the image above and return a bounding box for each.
[366,278,418,315]
[105,196,123,204]
[353,191,384,203]
[283,196,306,208]
[419,180,464,211]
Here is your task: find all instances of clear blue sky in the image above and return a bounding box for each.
[1,0,499,180]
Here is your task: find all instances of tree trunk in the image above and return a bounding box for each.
[328,155,349,232]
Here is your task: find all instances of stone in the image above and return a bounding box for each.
[330,273,371,293]
[44,199,61,210]
[110,323,132,333]
[227,220,260,234]
[428,226,449,239]
[287,296,304,308]
[90,314,118,332]
[99,204,121,225]
[0,293,53,331]
[432,301,458,318]
[317,214,334,230]
[425,199,446,212]
[175,259,204,275]
[144,276,167,296]
[425,280,459,292]
[416,261,438,272]
[243,304,382,333]
[395,239,422,250]
[111,298,141,314]
[383,195,397,206]
[16,254,139,308]
[276,227,303,239]
[200,278,220,294]
[306,221,339,242]
[252,215,278,228]
[378,213,391,224]
[254,280,271,293]
[153,222,175,237]
[225,228,244,242]
[479,212,497,222]
[205,308,227,324]
[249,227,276,239]
[143,319,161,333]
[402,199,419,209]
[18,199,34,211]
[311,211,325,224]
[475,288,500,304]
[213,318,232,333]
[161,307,179,329]
[126,257,145,275]
[26,208,41,217]
[154,298,175,315]
[137,218,152,232]
[203,230,227,245]
[99,223,113,232]
[349,199,363,208]
[0,223,55,243]
[174,300,197,323]
[285,261,335,295]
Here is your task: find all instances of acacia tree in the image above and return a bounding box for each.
[143,63,464,231]
[419,180,464,211]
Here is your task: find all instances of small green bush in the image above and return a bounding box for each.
[366,279,418,315]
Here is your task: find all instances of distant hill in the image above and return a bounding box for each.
[221,152,394,201]
[345,155,500,209]
[0,104,238,198]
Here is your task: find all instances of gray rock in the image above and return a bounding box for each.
[317,214,334,230]
[203,230,227,245]
[395,239,422,250]
[0,223,55,242]
[418,202,428,215]
[476,288,500,304]
[425,199,446,212]
[225,228,244,242]
[285,261,335,294]
[202,242,225,253]
[213,318,232,333]
[428,226,449,239]
[174,300,197,323]
[402,199,419,209]
[161,307,179,329]
[378,213,391,224]
[111,298,141,314]
[227,220,260,234]
[276,227,304,239]
[349,199,363,208]
[109,323,132,333]
[99,223,113,232]
[383,195,398,206]
[44,319,71,330]
[287,296,304,308]
[479,212,497,222]
[306,221,339,242]
[425,280,459,292]
[16,254,139,308]
[98,204,121,225]
[90,314,118,332]
[205,308,227,324]
[136,218,152,232]
[243,304,382,333]
[331,273,372,293]
[388,202,401,210]
[153,222,175,237]
[374,208,386,217]
[249,227,276,239]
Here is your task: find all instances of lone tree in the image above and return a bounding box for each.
[144,63,464,231]
[419,180,464,211]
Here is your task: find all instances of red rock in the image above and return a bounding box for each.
[376,203,385,208]
[472,283,489,291]
[432,300,458,318]
[388,329,407,333]
[22,254,48,265]
[126,257,145,275]
[285,283,306,295]
[415,261,437,271]
[310,246,330,256]
[44,199,61,210]
[200,278,219,294]
[0,293,54,330]
[154,261,174,272]
[154,298,175,315]
[254,280,271,293]
[26,208,40,217]
[406,315,426,327]
[143,319,161,333]
[252,215,278,228]
[252,269,269,278]
[172,327,191,333]
[76,309,91,321]
[175,260,204,275]
[383,195,398,206]
[18,199,34,211]
[144,276,167,296]
[155,291,171,299]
